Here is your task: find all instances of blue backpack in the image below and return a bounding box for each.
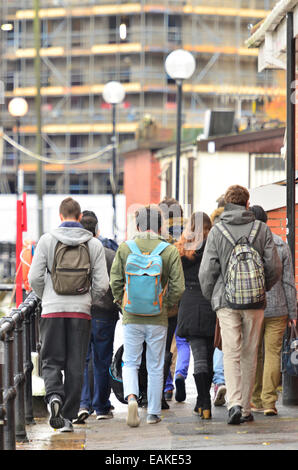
[124,240,169,316]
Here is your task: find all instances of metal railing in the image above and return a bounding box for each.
[0,292,41,450]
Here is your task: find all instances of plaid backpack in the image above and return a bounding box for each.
[216,220,265,309]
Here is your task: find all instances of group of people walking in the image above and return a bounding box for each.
[27,183,297,432]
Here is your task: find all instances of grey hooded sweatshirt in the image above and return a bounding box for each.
[199,203,282,312]
[264,233,297,320]
[28,226,109,317]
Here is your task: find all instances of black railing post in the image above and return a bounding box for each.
[0,293,40,448]
[23,303,35,426]
[35,302,42,376]
[13,309,28,443]
[3,318,16,450]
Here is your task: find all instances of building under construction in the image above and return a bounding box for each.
[0,0,284,195]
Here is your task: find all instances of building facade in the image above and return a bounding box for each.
[0,0,283,195]
[155,127,286,216]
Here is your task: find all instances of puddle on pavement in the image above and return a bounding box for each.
[16,421,87,451]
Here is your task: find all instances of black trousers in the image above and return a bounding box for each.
[188,336,214,376]
[40,317,91,420]
[166,316,177,352]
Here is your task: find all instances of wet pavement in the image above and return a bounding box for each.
[16,375,298,451]
[15,321,298,451]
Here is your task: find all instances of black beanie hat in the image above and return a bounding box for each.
[250,205,268,223]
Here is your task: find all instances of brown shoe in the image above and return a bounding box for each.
[251,403,264,413]
[264,407,278,416]
[201,409,212,420]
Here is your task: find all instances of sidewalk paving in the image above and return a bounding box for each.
[17,380,298,451]
[15,323,298,451]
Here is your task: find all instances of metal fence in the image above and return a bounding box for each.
[0,292,41,450]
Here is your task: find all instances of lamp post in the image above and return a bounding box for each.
[8,98,28,309]
[165,49,196,202]
[102,81,125,241]
[8,97,28,197]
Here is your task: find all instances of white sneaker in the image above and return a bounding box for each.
[47,394,64,429]
[147,414,161,424]
[73,408,90,424]
[126,398,140,427]
[213,384,226,407]
[60,418,74,433]
[96,411,114,420]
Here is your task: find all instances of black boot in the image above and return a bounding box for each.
[161,351,173,410]
[193,373,212,419]
[193,374,202,416]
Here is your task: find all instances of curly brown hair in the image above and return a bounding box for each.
[224,185,250,207]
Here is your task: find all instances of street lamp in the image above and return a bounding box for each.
[165,49,196,202]
[102,81,125,241]
[8,97,28,196]
[1,23,13,32]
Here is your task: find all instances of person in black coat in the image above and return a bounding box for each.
[176,212,216,419]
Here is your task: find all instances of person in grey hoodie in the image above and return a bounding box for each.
[250,205,297,416]
[28,197,109,432]
[199,185,282,425]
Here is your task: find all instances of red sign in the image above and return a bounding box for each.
[16,193,27,307]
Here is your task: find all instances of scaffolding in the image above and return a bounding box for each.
[0,0,282,194]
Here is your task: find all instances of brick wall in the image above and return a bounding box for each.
[123,148,161,211]
[267,206,298,291]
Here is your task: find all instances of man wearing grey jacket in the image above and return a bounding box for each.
[199,185,282,425]
[28,197,109,432]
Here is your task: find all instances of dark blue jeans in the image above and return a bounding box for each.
[80,318,117,415]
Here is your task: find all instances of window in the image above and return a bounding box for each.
[5,72,15,92]
[70,96,83,109]
[72,18,82,47]
[168,15,182,44]
[166,93,176,107]
[69,173,89,194]
[70,134,85,154]
[120,67,131,83]
[24,174,36,194]
[254,156,285,171]
[109,16,117,44]
[41,20,52,48]
[71,70,83,86]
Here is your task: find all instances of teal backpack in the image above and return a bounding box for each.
[124,240,169,316]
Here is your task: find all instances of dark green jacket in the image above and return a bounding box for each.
[110,232,185,326]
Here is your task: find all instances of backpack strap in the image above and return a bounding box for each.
[150,241,170,256]
[125,240,143,255]
[248,220,262,244]
[215,222,236,247]
[126,240,169,256]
